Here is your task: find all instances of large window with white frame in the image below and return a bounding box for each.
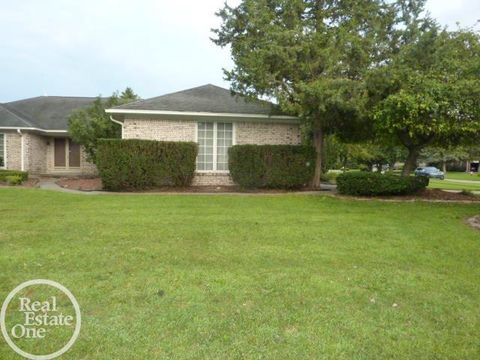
[197,122,233,172]
[0,133,5,168]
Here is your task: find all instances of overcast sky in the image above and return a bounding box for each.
[0,0,478,102]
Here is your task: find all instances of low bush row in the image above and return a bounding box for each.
[228,145,315,189]
[336,171,429,196]
[96,139,198,191]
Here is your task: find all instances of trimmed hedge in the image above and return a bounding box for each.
[96,139,198,191]
[0,170,28,182]
[228,145,315,189]
[336,171,429,196]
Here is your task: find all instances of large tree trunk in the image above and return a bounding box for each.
[402,147,421,176]
[312,128,324,189]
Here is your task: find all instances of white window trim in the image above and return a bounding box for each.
[0,133,6,169]
[195,122,235,174]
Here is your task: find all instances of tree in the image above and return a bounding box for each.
[68,88,139,163]
[352,143,405,172]
[213,0,400,187]
[368,19,480,175]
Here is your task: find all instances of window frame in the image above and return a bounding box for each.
[195,122,235,173]
[0,133,5,169]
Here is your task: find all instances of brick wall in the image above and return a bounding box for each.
[24,133,47,174]
[4,132,22,170]
[236,122,301,145]
[192,173,235,186]
[123,119,196,141]
[122,117,301,186]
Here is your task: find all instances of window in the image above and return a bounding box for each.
[0,133,4,168]
[54,138,81,168]
[197,122,233,171]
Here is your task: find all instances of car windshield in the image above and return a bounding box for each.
[425,167,438,172]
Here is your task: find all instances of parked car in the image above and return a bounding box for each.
[414,167,445,180]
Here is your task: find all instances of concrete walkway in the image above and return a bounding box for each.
[36,178,336,196]
[37,178,103,195]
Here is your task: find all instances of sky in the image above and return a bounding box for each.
[0,0,478,102]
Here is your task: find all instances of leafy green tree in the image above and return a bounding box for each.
[324,134,406,172]
[352,144,405,172]
[368,19,480,175]
[68,88,139,163]
[213,0,401,187]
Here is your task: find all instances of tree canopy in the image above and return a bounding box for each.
[368,19,480,174]
[213,0,427,186]
[68,88,139,163]
[214,0,480,180]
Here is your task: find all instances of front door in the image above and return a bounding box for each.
[68,141,81,168]
[54,138,80,169]
[54,138,66,167]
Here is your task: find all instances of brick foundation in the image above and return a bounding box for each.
[192,173,235,186]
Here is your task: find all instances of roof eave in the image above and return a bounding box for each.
[105,109,300,124]
[0,126,68,135]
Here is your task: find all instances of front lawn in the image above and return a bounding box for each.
[0,189,479,359]
[445,172,480,181]
[429,179,480,191]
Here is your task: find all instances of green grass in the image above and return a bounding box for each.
[0,189,479,359]
[429,179,480,191]
[445,172,480,181]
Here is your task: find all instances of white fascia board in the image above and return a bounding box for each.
[105,109,300,123]
[0,126,68,134]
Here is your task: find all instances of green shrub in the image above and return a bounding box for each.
[0,170,28,182]
[96,139,198,191]
[5,175,23,186]
[228,145,315,189]
[336,171,429,196]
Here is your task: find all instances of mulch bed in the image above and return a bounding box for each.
[393,189,480,201]
[56,178,103,191]
[339,189,480,202]
[418,189,480,201]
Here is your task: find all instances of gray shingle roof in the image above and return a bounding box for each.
[112,84,284,115]
[0,104,34,128]
[0,96,99,131]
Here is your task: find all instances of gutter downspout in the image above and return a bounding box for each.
[17,129,25,171]
[110,116,124,139]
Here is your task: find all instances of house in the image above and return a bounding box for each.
[0,84,301,185]
[0,96,97,175]
[106,85,301,185]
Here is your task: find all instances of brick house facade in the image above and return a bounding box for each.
[1,85,301,185]
[107,85,302,185]
[0,96,99,176]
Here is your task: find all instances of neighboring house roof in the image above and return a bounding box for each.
[108,84,288,117]
[0,96,99,131]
